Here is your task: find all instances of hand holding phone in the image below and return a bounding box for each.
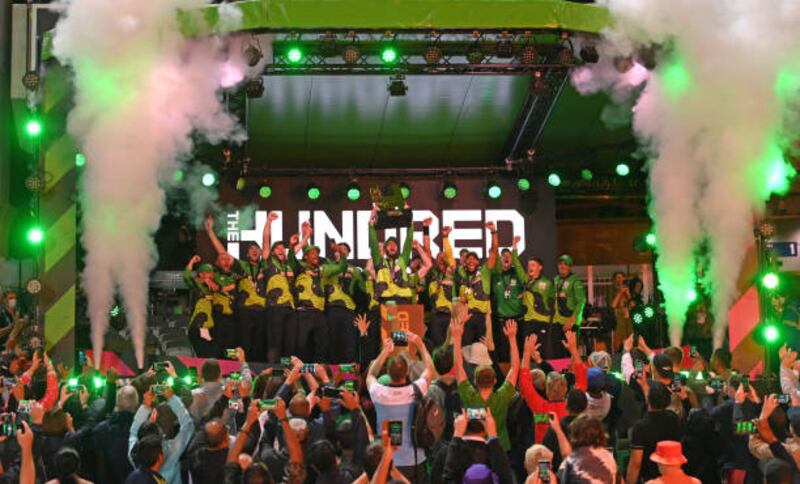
[388,420,403,446]
[391,331,408,347]
[466,408,487,421]
[538,460,551,484]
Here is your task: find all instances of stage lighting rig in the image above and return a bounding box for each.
[558,46,574,65]
[517,177,531,191]
[244,41,263,67]
[486,181,502,200]
[346,183,362,201]
[307,184,321,200]
[442,182,458,200]
[400,183,411,199]
[244,78,265,98]
[531,71,548,96]
[259,185,272,199]
[614,56,634,73]
[579,45,599,63]
[616,163,630,176]
[388,74,408,96]
[547,173,561,187]
[424,46,442,65]
[519,45,538,64]
[343,45,361,64]
[496,36,514,58]
[381,47,398,64]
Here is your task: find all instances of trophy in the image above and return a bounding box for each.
[369,183,412,229]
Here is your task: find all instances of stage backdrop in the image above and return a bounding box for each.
[206,176,557,275]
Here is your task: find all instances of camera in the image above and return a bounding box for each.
[533,413,550,424]
[228,399,243,412]
[152,384,169,395]
[228,372,241,381]
[321,387,343,399]
[466,408,486,421]
[225,349,239,360]
[280,357,292,369]
[391,331,408,347]
[153,362,169,372]
[0,414,17,437]
[300,364,316,374]
[258,399,276,411]
[339,364,356,373]
[777,394,791,405]
[388,421,403,446]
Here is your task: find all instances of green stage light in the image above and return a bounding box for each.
[25,119,42,137]
[259,185,272,198]
[487,182,502,199]
[93,376,105,389]
[517,178,531,191]
[616,163,630,176]
[400,183,411,199]
[27,227,44,245]
[645,232,657,248]
[547,173,561,187]
[166,376,175,387]
[643,305,655,319]
[307,184,321,200]
[347,184,361,201]
[235,177,246,191]
[110,305,121,317]
[201,173,216,187]
[182,375,193,385]
[68,378,78,387]
[762,272,779,290]
[287,47,303,64]
[581,169,593,181]
[442,183,457,200]
[632,312,644,325]
[381,47,398,64]
[75,153,86,167]
[686,288,698,303]
[764,324,779,343]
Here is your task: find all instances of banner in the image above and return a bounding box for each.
[209,176,557,274]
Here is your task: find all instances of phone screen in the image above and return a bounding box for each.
[538,460,551,483]
[742,376,750,392]
[388,421,403,446]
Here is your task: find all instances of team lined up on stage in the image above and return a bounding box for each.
[184,203,586,364]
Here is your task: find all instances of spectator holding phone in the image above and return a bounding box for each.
[519,333,569,444]
[442,408,513,483]
[627,382,684,484]
[644,440,700,484]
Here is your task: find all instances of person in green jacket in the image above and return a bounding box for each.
[368,204,415,305]
[184,256,218,358]
[490,235,526,361]
[204,215,244,359]
[552,254,586,357]
[325,241,361,363]
[260,211,296,363]
[426,226,456,347]
[288,221,346,362]
[458,221,499,346]
[511,239,554,357]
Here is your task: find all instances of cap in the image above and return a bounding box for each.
[197,264,214,274]
[650,441,687,466]
[385,237,399,246]
[271,241,286,251]
[302,245,320,255]
[653,353,674,379]
[587,367,607,393]
[558,254,573,265]
[462,343,493,366]
[589,351,611,371]
[463,464,499,484]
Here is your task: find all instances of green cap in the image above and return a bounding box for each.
[302,245,320,255]
[198,264,214,274]
[558,254,573,265]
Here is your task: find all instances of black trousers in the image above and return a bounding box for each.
[290,309,329,363]
[462,310,487,347]
[263,305,291,362]
[542,323,568,360]
[189,324,217,358]
[492,313,524,362]
[327,306,357,364]
[238,307,264,361]
[517,319,549,354]
[362,308,382,365]
[211,312,237,359]
[427,311,451,348]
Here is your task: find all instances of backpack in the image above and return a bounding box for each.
[411,383,445,449]
[432,380,462,440]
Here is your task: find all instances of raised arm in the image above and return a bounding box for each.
[184,255,202,290]
[413,240,434,280]
[321,247,347,278]
[511,237,528,284]
[407,331,435,384]
[422,217,433,259]
[263,211,279,254]
[451,316,467,383]
[485,221,499,270]
[400,219,415,266]
[503,320,520,385]
[204,214,227,256]
[366,339,395,389]
[368,206,383,267]
[441,226,456,268]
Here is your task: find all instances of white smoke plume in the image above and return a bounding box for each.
[580,0,800,346]
[52,0,250,368]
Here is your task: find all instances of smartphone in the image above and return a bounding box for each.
[709,379,724,391]
[78,351,87,367]
[339,364,356,373]
[153,362,168,372]
[280,357,292,369]
[742,376,750,392]
[533,413,550,424]
[152,384,169,395]
[538,460,551,484]
[671,375,682,393]
[391,331,408,347]
[17,400,33,415]
[300,364,316,374]
[225,348,239,360]
[343,380,356,392]
[0,414,16,437]
[228,399,243,412]
[777,394,791,405]
[388,420,403,446]
[690,346,698,358]
[67,383,85,393]
[634,360,643,379]
[735,420,756,435]
[228,372,241,381]
[321,387,343,399]
[466,408,487,420]
[258,399,276,411]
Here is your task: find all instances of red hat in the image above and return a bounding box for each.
[650,441,687,466]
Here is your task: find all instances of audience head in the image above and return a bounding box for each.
[726,374,742,398]
[387,355,409,384]
[647,381,672,411]
[465,252,480,272]
[769,406,790,443]
[204,418,229,450]
[663,346,684,371]
[116,385,140,413]
[136,434,164,470]
[475,365,497,391]
[710,348,732,373]
[55,446,81,481]
[308,439,338,476]
[433,346,454,376]
[524,444,553,475]
[463,463,498,484]
[501,249,513,270]
[567,415,606,449]
[545,372,567,401]
[530,369,546,391]
[363,442,385,479]
[566,388,589,415]
[652,353,674,381]
[650,440,688,475]
[588,351,611,372]
[289,417,309,443]
[586,368,607,397]
[527,258,543,279]
[243,463,274,484]
[200,359,222,383]
[289,393,311,418]
[762,458,793,484]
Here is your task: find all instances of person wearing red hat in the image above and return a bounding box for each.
[645,440,700,484]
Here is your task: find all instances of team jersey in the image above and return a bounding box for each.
[553,273,586,325]
[263,256,295,309]
[459,265,492,314]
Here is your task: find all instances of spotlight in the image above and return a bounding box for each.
[110,305,121,317]
[287,47,304,64]
[547,173,561,187]
[517,177,531,191]
[27,226,44,245]
[614,56,634,73]
[381,47,398,64]
[388,74,407,96]
[558,46,574,65]
[467,49,484,64]
[686,288,698,303]
[342,45,360,64]
[763,324,780,343]
[579,45,599,63]
[307,184,321,200]
[259,185,272,198]
[531,72,548,96]
[244,44,263,67]
[26,278,42,295]
[25,119,42,137]
[645,232,657,248]
[442,183,458,200]
[424,46,442,65]
[581,169,593,181]
[201,173,217,187]
[244,78,265,98]
[486,182,502,200]
[519,45,538,64]
[400,183,411,199]
[643,305,656,319]
[762,272,779,290]
[21,70,40,90]
[632,312,644,325]
[346,183,361,201]
[637,45,658,70]
[616,163,630,176]
[75,153,86,167]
